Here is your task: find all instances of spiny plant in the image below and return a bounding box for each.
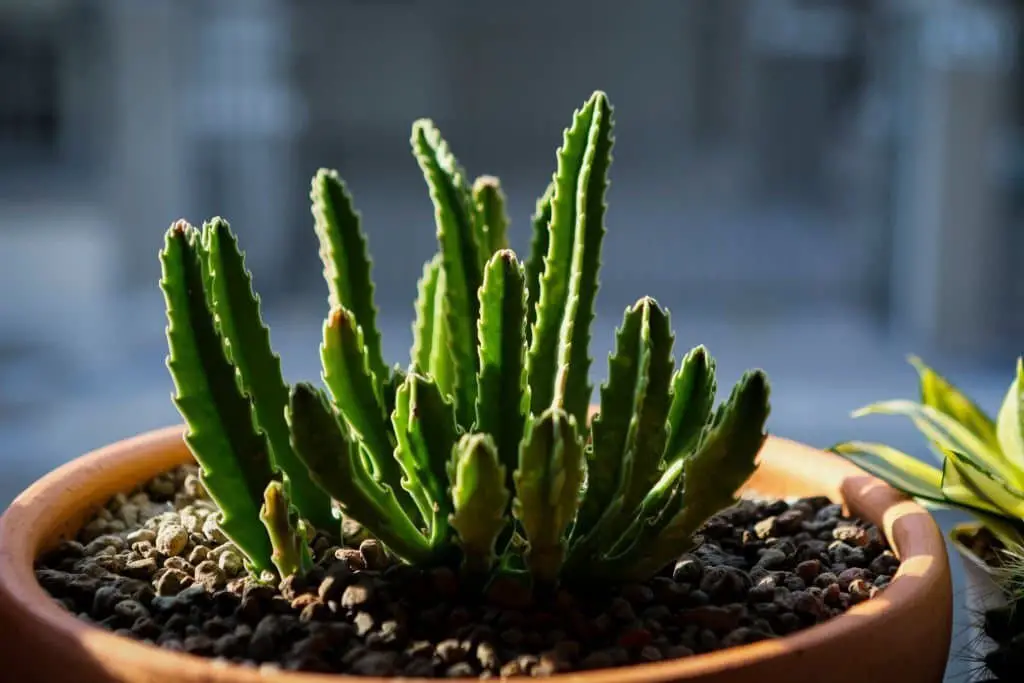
[160,91,772,589]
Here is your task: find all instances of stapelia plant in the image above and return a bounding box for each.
[831,356,1024,549]
[160,91,772,590]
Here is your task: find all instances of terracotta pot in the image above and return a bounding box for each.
[0,426,952,683]
[951,523,1006,682]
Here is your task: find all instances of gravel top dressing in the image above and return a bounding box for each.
[35,465,901,678]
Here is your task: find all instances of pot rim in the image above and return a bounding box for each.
[0,426,951,682]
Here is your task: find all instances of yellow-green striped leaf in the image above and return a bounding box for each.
[996,358,1024,471]
[909,355,998,449]
[853,400,1018,485]
[831,441,943,500]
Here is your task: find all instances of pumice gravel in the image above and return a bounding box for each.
[35,465,900,678]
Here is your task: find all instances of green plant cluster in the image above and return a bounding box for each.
[832,356,1024,548]
[160,91,772,588]
[832,356,1024,682]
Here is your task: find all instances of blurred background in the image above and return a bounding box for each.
[0,0,1021,676]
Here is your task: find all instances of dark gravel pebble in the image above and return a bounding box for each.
[35,464,900,678]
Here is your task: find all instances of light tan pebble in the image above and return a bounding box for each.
[164,556,193,573]
[156,524,188,556]
[208,543,234,561]
[183,474,206,499]
[194,560,226,591]
[218,551,244,577]
[154,511,180,526]
[155,568,191,596]
[126,529,157,545]
[180,507,202,534]
[203,516,227,544]
[125,557,159,579]
[188,546,210,565]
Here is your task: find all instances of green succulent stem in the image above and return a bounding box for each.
[288,383,433,563]
[527,91,614,428]
[260,481,315,578]
[618,370,770,581]
[410,255,442,376]
[573,298,675,557]
[513,407,584,584]
[664,346,717,462]
[203,218,333,530]
[391,373,459,548]
[472,175,510,257]
[474,249,530,499]
[525,181,555,347]
[573,456,687,582]
[411,119,481,427]
[321,307,421,524]
[161,220,275,573]
[311,169,388,385]
[449,434,510,575]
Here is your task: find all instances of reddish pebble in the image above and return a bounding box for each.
[617,627,653,649]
